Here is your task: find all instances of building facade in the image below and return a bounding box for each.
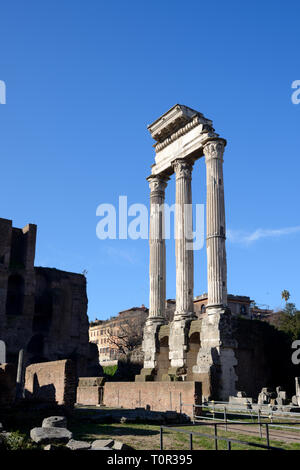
[89,306,148,365]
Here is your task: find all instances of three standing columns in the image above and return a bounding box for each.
[203,139,228,311]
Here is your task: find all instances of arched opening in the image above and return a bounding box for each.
[155,335,170,381]
[186,332,201,380]
[201,304,206,314]
[6,274,24,315]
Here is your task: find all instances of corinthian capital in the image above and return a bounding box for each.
[147,174,169,196]
[172,159,193,180]
[203,139,226,161]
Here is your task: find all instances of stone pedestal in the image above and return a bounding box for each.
[193,310,237,400]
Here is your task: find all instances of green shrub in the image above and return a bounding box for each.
[2,431,38,450]
[103,364,118,376]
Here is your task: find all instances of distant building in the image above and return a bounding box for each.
[194,293,253,317]
[89,305,148,365]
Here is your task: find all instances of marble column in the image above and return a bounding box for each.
[173,159,195,319]
[147,174,169,323]
[168,159,195,370]
[203,139,227,311]
[141,174,169,371]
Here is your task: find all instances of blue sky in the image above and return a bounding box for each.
[0,0,299,320]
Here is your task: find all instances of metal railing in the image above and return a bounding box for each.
[159,422,287,451]
[191,403,300,437]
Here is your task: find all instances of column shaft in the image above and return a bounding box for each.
[147,175,168,323]
[204,140,227,308]
[173,159,194,319]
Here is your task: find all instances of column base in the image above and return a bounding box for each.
[205,305,230,316]
[173,311,197,322]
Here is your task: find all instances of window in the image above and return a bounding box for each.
[240,305,247,315]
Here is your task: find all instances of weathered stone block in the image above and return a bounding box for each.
[66,439,91,450]
[42,416,67,428]
[91,439,114,449]
[30,427,72,444]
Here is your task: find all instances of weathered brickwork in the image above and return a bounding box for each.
[0,218,100,377]
[103,381,202,417]
[76,377,105,406]
[24,359,76,408]
[137,316,300,401]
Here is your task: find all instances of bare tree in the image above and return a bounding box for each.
[106,315,146,356]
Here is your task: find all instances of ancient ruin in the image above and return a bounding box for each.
[134,105,298,401]
[135,104,236,399]
[0,218,99,377]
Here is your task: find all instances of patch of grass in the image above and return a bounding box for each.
[68,410,300,451]
[103,365,118,376]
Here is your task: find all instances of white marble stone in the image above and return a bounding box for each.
[203,139,228,310]
[143,174,169,369]
[0,340,5,364]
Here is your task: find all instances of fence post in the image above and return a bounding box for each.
[212,400,215,420]
[160,427,163,450]
[265,423,270,449]
[224,406,228,431]
[258,408,262,438]
[189,433,193,450]
[227,440,231,451]
[179,392,182,415]
[214,423,218,450]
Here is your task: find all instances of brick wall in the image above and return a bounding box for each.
[24,359,76,408]
[0,363,16,407]
[103,381,202,417]
[76,377,104,405]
